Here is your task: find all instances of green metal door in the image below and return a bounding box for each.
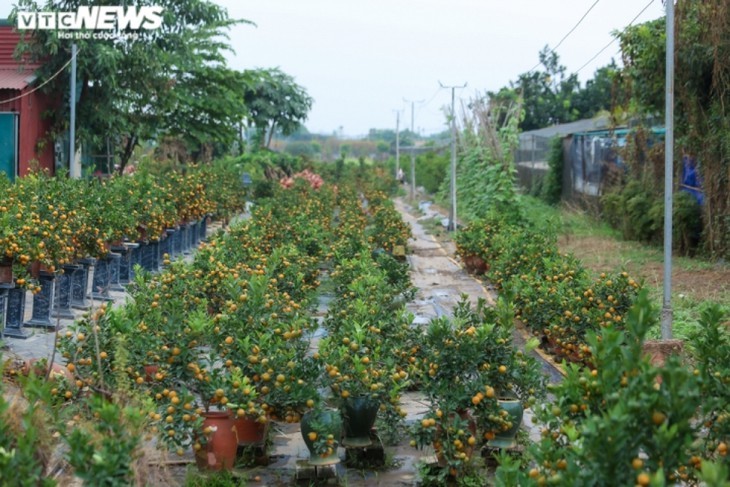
[0,113,18,182]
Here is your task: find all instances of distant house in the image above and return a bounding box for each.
[0,19,55,181]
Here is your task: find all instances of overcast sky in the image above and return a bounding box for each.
[220,0,665,137]
[0,0,666,137]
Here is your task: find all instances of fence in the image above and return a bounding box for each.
[514,134,551,192]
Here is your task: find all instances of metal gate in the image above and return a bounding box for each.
[0,112,18,182]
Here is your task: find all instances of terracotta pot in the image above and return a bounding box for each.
[195,410,238,471]
[0,263,12,284]
[233,415,268,446]
[341,395,380,447]
[463,255,487,275]
[22,359,73,382]
[29,261,54,278]
[143,364,159,383]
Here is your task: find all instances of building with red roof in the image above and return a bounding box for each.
[0,19,55,181]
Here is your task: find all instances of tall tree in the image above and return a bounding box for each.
[242,68,313,149]
[618,2,730,258]
[572,61,618,119]
[501,47,581,131]
[13,0,248,172]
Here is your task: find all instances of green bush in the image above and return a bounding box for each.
[539,137,563,205]
[416,150,449,194]
[674,191,703,255]
[601,180,662,243]
[601,180,703,255]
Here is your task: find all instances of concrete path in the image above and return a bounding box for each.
[395,198,498,324]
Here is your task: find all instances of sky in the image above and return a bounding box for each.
[0,0,666,137]
[219,0,665,137]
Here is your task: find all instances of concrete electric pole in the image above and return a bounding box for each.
[440,82,467,232]
[393,110,400,180]
[661,0,675,339]
[403,98,423,201]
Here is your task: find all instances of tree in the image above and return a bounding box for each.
[13,0,248,172]
[617,3,730,258]
[491,48,616,132]
[573,61,618,119]
[242,68,313,149]
[500,47,581,131]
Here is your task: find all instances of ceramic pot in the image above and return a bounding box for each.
[488,398,524,449]
[300,409,342,466]
[341,395,380,447]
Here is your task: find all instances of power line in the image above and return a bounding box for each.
[0,47,80,105]
[575,0,655,74]
[418,86,441,112]
[527,0,600,73]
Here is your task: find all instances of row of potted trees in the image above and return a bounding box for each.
[455,216,640,365]
[0,162,247,291]
[57,174,335,470]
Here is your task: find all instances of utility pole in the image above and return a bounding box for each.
[393,110,401,180]
[661,0,675,339]
[440,81,467,232]
[403,98,423,201]
[69,43,80,179]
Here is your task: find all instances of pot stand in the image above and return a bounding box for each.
[52,265,77,320]
[4,286,29,338]
[164,229,176,259]
[118,243,139,285]
[181,225,192,255]
[172,227,183,256]
[344,431,385,468]
[90,254,115,302]
[25,271,57,329]
[294,461,340,484]
[157,235,170,264]
[199,216,209,242]
[139,242,154,272]
[71,259,94,310]
[190,221,199,249]
[107,250,125,292]
[0,284,14,339]
[150,241,161,271]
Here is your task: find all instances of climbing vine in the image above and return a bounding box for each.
[439,93,524,223]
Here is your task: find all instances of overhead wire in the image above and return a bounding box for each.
[575,0,655,74]
[526,0,601,74]
[0,47,80,105]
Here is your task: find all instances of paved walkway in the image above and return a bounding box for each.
[395,198,497,323]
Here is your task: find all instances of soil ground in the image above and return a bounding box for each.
[557,234,730,304]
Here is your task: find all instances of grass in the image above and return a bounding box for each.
[419,216,448,239]
[523,195,724,274]
[521,195,729,341]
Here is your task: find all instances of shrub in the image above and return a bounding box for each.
[510,291,704,486]
[540,136,564,205]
